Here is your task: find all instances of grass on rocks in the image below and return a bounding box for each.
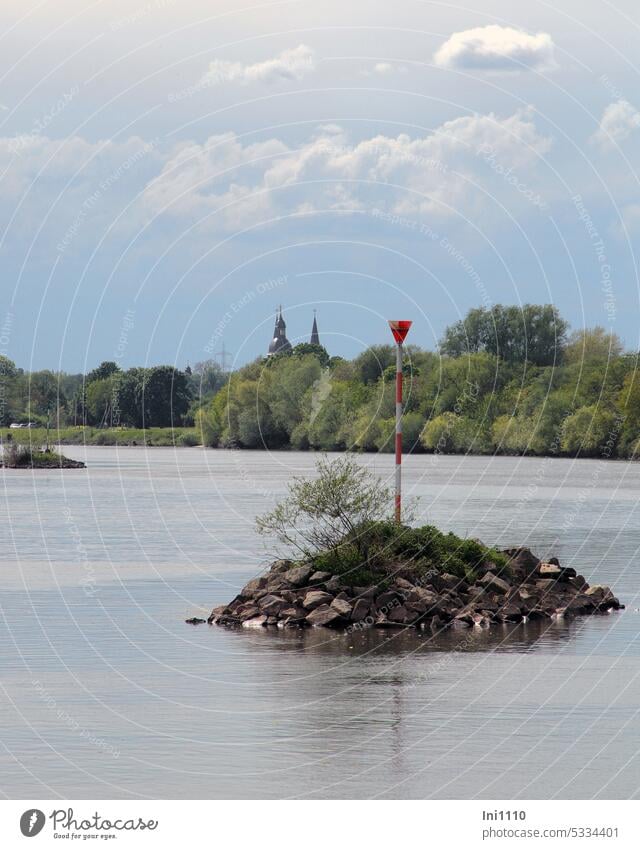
[309,520,509,587]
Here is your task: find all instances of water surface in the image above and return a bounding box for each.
[1,448,639,798]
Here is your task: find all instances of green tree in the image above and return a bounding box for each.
[440,304,568,366]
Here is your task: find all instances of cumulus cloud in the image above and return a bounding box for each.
[592,99,640,146]
[363,62,409,76]
[201,44,316,87]
[140,108,552,229]
[434,25,556,72]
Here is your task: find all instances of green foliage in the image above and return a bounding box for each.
[256,455,393,558]
[3,304,640,459]
[440,304,568,366]
[560,405,620,457]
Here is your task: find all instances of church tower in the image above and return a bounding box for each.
[310,310,320,346]
[268,306,292,355]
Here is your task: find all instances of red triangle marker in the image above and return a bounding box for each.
[388,320,412,344]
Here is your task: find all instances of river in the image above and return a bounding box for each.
[1,447,639,798]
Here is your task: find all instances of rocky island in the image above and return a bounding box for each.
[1,443,85,469]
[207,543,623,632]
[194,456,624,634]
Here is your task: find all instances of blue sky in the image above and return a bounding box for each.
[1,0,639,372]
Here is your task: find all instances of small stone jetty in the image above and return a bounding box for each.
[206,547,623,632]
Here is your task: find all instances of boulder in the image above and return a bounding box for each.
[353,586,376,599]
[309,571,332,583]
[258,594,287,615]
[387,605,411,624]
[185,617,206,625]
[351,598,370,621]
[503,547,540,574]
[208,605,227,623]
[239,577,268,598]
[376,590,402,609]
[266,574,293,592]
[283,565,315,587]
[242,615,267,628]
[539,562,577,581]
[480,572,511,595]
[270,559,295,574]
[238,605,260,621]
[324,576,342,593]
[497,602,522,622]
[302,590,334,610]
[330,597,353,618]
[306,604,344,627]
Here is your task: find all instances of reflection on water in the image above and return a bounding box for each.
[0,448,639,799]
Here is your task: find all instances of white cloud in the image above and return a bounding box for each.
[434,25,556,72]
[140,108,552,229]
[365,62,409,76]
[201,44,316,87]
[592,99,640,146]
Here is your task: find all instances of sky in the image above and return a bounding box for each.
[1,0,640,373]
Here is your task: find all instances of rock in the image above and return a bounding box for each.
[270,559,295,574]
[539,562,577,581]
[239,577,267,598]
[407,586,439,608]
[429,616,445,633]
[306,604,344,627]
[440,573,463,588]
[207,605,227,623]
[472,612,492,627]
[302,590,334,610]
[535,579,557,591]
[376,590,402,609]
[309,571,332,583]
[283,565,315,587]
[353,586,376,599]
[330,597,353,618]
[238,605,261,621]
[324,576,342,593]
[480,572,511,595]
[387,605,410,624]
[258,594,287,615]
[548,556,560,566]
[394,577,415,591]
[185,617,205,625]
[571,574,588,590]
[503,547,540,574]
[266,574,293,592]
[497,602,522,622]
[351,598,370,621]
[242,615,267,628]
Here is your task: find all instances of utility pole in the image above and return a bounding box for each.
[388,320,412,524]
[215,341,232,373]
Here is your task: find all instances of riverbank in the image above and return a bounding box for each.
[207,542,624,633]
[1,426,199,447]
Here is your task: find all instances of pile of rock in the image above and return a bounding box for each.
[205,547,623,632]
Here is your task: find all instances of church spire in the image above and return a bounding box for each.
[268,305,292,355]
[310,309,320,346]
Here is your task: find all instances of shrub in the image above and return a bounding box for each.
[256,454,392,558]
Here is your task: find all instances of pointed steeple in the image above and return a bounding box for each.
[310,309,320,346]
[268,305,292,355]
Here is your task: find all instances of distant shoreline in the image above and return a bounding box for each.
[1,427,635,461]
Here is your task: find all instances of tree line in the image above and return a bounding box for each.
[2,304,639,459]
[0,357,226,430]
[197,304,640,459]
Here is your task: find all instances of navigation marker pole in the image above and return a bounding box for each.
[388,320,412,524]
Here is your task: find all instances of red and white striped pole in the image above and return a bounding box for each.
[388,320,412,524]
